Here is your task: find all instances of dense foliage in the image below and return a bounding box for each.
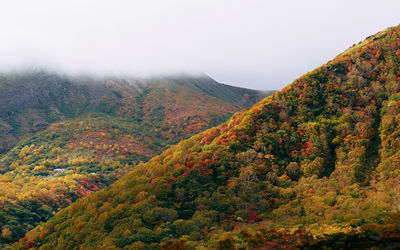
[14,24,400,249]
[0,73,267,153]
[0,75,268,246]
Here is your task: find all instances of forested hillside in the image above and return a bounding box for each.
[0,72,268,154]
[16,25,400,249]
[0,73,269,246]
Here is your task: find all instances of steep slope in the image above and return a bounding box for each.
[15,25,400,249]
[0,73,269,246]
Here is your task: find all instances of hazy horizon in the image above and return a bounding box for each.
[0,0,399,90]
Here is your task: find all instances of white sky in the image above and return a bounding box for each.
[0,0,399,90]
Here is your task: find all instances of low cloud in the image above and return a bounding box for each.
[0,0,399,89]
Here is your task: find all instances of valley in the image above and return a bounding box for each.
[0,72,269,246]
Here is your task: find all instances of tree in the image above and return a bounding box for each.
[1,228,12,241]
[286,162,300,180]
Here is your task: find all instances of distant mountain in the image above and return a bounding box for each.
[0,72,270,246]
[0,72,269,154]
[17,24,400,249]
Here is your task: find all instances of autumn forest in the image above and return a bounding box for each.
[2,22,400,250]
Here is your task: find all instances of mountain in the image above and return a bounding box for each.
[16,24,400,249]
[0,72,269,154]
[0,72,270,246]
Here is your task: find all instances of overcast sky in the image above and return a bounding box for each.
[0,0,399,90]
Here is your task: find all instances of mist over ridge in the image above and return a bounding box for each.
[0,0,399,89]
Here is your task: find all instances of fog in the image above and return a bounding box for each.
[0,0,399,90]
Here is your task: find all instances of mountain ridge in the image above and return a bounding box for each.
[0,71,270,154]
